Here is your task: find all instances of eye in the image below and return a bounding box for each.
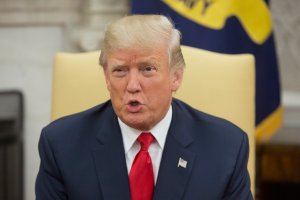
[112,66,127,77]
[141,66,157,76]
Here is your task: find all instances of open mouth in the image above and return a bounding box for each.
[129,100,140,106]
[126,100,143,112]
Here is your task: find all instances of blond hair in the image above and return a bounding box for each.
[99,14,185,70]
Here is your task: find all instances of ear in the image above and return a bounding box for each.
[171,68,184,92]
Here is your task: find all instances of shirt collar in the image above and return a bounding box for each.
[118,105,172,154]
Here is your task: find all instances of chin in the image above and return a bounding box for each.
[124,118,152,131]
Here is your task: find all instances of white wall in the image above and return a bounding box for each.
[271,0,300,127]
[0,26,63,200]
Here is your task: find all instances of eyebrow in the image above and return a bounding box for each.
[108,60,128,70]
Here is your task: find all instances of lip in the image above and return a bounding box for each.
[126,99,143,113]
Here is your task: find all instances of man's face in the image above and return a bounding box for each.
[104,44,183,131]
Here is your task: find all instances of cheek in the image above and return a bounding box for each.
[146,80,173,100]
[107,79,127,97]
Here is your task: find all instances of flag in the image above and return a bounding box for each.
[131,0,282,140]
[178,157,188,168]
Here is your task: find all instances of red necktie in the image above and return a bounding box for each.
[129,132,155,200]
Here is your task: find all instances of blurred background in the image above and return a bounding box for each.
[0,0,299,200]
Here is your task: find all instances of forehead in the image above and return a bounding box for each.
[107,46,169,65]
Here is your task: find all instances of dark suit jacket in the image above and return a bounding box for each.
[35,99,253,200]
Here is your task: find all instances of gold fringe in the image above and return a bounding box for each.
[255,106,284,141]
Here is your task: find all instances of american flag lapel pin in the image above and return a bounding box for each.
[177,157,187,168]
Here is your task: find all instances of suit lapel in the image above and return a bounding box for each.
[91,100,197,200]
[153,100,196,200]
[153,135,195,200]
[92,105,131,200]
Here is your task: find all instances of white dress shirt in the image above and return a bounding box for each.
[118,106,172,183]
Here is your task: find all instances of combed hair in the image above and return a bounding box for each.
[99,14,185,70]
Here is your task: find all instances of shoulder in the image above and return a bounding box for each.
[171,98,250,174]
[41,100,114,141]
[171,98,247,144]
[171,100,252,198]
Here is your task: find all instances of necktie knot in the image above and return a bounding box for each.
[138,132,154,151]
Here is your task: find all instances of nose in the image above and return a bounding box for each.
[126,70,141,93]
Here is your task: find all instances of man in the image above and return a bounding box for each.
[36,15,253,200]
